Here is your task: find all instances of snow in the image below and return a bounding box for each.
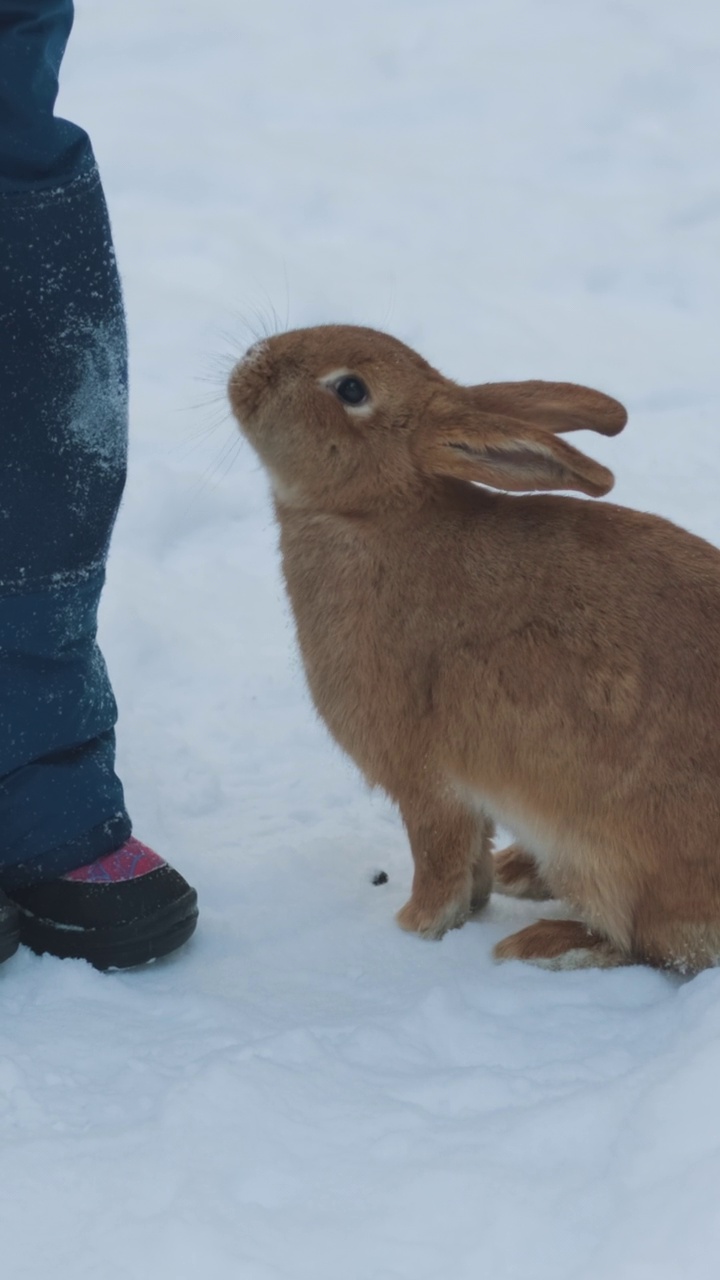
[3,0,720,1276]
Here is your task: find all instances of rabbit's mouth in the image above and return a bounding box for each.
[228,343,273,427]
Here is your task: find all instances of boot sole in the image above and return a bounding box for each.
[16,889,199,970]
[0,924,21,965]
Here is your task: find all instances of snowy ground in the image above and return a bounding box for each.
[3,1,720,1276]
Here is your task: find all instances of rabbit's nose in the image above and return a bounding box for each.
[239,339,270,368]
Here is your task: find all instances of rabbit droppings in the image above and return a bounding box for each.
[229,324,720,974]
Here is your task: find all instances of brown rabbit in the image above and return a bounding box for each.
[229,324,720,973]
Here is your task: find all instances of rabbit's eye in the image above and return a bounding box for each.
[334,376,369,406]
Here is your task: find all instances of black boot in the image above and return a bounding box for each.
[7,838,198,970]
[0,890,20,965]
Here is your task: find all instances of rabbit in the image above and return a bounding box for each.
[228,323,720,973]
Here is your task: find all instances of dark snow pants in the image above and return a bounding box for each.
[0,0,131,886]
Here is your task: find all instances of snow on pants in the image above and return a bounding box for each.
[0,0,131,886]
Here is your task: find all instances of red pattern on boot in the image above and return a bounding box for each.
[63,836,166,884]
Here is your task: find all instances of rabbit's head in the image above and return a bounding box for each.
[229,325,626,512]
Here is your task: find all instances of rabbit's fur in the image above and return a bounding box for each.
[229,324,720,972]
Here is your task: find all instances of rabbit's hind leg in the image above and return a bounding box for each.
[493,844,553,901]
[493,918,630,970]
[634,918,720,974]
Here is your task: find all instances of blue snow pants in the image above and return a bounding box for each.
[0,0,132,886]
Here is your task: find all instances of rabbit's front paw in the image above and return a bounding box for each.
[396,892,470,939]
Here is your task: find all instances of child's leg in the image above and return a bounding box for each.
[0,2,198,966]
[0,0,131,888]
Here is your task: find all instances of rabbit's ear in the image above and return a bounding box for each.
[422,414,614,497]
[467,381,627,437]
